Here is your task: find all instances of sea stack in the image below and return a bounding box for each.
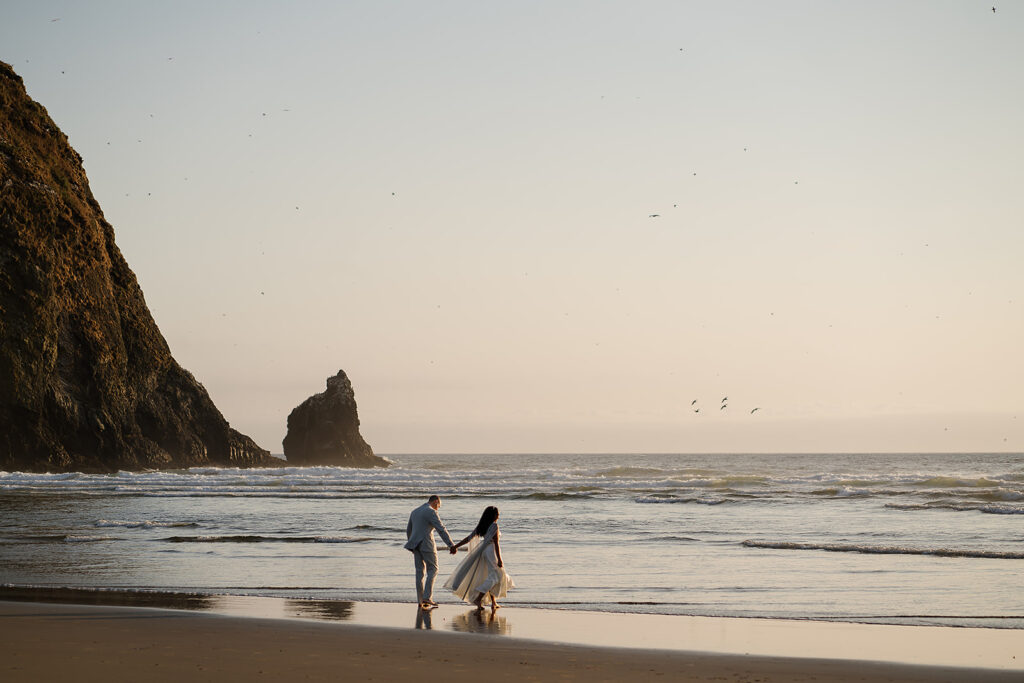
[283,370,386,468]
[0,61,279,472]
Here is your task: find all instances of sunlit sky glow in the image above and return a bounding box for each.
[3,1,1022,454]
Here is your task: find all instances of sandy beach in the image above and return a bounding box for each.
[2,600,1021,683]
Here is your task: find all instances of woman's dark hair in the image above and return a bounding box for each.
[473,506,499,537]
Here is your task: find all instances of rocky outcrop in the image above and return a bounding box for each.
[0,61,280,472]
[283,370,386,467]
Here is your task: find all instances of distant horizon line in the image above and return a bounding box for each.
[269,450,1022,458]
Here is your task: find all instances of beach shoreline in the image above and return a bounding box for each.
[2,597,1022,682]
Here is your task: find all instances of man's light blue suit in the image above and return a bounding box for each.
[404,501,455,604]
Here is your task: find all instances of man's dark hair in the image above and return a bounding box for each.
[428,495,440,504]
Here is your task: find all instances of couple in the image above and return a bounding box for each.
[404,495,514,611]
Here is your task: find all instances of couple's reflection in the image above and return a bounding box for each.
[451,608,510,635]
[414,606,510,634]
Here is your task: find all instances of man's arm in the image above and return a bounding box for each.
[428,509,455,548]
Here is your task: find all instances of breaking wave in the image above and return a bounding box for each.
[885,503,1024,515]
[741,540,1024,560]
[161,535,377,544]
[96,519,199,529]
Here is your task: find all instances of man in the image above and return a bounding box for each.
[404,494,455,610]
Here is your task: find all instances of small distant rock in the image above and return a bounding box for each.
[282,370,387,468]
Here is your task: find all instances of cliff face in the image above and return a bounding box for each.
[0,62,278,472]
[283,370,387,468]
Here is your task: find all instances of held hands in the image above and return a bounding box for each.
[449,545,458,555]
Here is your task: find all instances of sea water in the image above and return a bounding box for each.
[1,453,1021,628]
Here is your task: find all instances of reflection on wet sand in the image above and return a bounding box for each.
[450,608,510,636]
[415,606,433,630]
[284,599,354,621]
[0,585,217,611]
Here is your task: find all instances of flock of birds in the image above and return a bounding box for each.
[690,398,760,415]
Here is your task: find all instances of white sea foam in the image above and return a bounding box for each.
[741,540,1024,560]
[95,519,199,528]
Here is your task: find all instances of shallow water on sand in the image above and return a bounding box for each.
[1,453,1021,628]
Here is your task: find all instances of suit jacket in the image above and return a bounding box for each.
[404,502,455,553]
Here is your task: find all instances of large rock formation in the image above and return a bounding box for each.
[283,370,386,467]
[0,61,280,472]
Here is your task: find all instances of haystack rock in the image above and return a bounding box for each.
[0,62,280,472]
[283,370,386,467]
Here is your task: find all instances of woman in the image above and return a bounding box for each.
[444,506,514,609]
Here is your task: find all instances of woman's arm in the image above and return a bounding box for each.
[493,534,503,567]
[450,532,475,553]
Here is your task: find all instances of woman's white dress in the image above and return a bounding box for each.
[444,522,515,603]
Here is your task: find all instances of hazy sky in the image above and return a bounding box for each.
[3,1,1022,454]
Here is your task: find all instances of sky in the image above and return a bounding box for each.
[2,1,1022,454]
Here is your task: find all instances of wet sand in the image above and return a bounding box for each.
[2,599,1022,682]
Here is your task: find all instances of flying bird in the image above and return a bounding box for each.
[649,214,660,218]
[721,397,728,402]
[750,408,760,414]
[720,404,727,410]
[691,400,697,405]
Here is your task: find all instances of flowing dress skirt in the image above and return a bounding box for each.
[443,533,514,603]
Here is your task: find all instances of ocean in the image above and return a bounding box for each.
[1,453,1021,629]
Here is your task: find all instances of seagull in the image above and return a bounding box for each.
[750,408,760,414]
[721,397,728,402]
[649,214,660,218]
[720,404,727,410]
[691,400,697,405]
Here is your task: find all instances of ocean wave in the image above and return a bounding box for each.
[810,487,874,498]
[63,535,118,543]
[885,503,1024,515]
[161,535,376,544]
[514,492,596,500]
[635,496,728,505]
[595,466,670,478]
[95,519,199,529]
[914,476,1005,488]
[5,534,120,543]
[741,540,1024,560]
[3,462,1022,508]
